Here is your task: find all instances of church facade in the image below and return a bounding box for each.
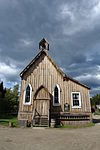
[18,38,91,127]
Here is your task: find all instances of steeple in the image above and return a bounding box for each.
[39,38,49,51]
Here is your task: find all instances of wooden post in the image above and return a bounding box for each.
[9,122,13,127]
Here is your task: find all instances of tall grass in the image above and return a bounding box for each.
[0,114,18,127]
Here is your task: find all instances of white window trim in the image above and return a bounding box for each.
[23,84,32,105]
[71,92,81,108]
[53,84,60,106]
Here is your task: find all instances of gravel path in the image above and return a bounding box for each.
[0,125,100,150]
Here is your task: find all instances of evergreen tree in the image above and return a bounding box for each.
[0,82,19,114]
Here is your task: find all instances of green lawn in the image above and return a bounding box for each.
[0,115,18,127]
[94,110,100,115]
[55,122,95,129]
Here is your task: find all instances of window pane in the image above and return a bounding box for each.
[73,100,79,106]
[72,93,79,106]
[42,43,46,49]
[76,94,79,99]
[54,86,59,103]
[25,85,30,103]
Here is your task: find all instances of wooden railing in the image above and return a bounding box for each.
[33,117,49,127]
[32,108,49,127]
[60,113,90,121]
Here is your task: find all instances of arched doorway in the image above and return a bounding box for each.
[33,86,51,126]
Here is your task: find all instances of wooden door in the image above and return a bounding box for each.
[35,99,49,117]
[34,86,50,118]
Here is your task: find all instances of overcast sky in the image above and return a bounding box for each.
[0,0,100,96]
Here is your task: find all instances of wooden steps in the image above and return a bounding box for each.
[33,117,49,127]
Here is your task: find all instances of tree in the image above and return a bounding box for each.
[4,84,19,113]
[0,82,6,113]
[0,82,19,114]
[91,94,100,111]
[11,84,19,113]
[0,82,6,98]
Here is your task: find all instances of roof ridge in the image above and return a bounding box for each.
[20,50,90,89]
[20,50,45,76]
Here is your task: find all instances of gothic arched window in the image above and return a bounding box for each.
[23,84,32,105]
[53,84,60,106]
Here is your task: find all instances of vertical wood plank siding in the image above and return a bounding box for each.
[18,54,91,120]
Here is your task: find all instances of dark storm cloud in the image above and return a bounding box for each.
[0,0,100,95]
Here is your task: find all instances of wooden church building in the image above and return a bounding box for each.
[18,38,91,127]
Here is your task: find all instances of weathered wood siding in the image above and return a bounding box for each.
[18,53,91,121]
[34,86,50,116]
[65,80,91,113]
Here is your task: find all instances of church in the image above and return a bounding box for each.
[18,38,91,127]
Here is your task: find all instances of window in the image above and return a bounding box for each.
[42,43,46,49]
[53,84,60,106]
[71,92,81,108]
[25,85,30,103]
[23,84,32,105]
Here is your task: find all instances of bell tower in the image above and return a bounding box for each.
[39,38,49,51]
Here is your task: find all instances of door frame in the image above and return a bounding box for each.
[33,85,51,126]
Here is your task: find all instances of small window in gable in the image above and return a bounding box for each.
[53,84,60,106]
[71,92,81,108]
[23,84,32,105]
[42,43,46,49]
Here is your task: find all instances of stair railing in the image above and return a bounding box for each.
[32,107,36,126]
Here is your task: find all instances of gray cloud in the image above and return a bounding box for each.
[0,0,100,96]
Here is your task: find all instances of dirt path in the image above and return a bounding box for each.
[0,125,100,150]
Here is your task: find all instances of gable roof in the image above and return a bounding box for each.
[20,50,90,89]
[39,38,49,44]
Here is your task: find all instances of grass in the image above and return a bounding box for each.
[55,122,95,129]
[94,111,100,115]
[0,115,18,127]
[0,114,95,129]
